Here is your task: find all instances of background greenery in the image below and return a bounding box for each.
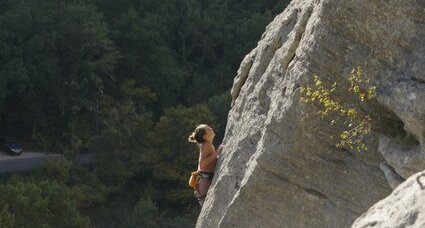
[0,0,290,227]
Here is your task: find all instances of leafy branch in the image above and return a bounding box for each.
[300,66,376,152]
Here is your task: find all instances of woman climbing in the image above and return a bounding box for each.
[188,124,223,206]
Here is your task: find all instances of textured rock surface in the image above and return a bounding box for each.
[196,0,425,227]
[352,170,425,228]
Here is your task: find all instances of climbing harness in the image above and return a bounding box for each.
[191,171,214,205]
[198,171,214,181]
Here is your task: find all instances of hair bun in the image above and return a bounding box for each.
[188,124,209,144]
[188,133,197,143]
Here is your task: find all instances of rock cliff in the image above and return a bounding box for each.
[352,170,425,228]
[196,0,425,227]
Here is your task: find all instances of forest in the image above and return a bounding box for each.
[0,0,290,227]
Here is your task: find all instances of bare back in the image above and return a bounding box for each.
[197,143,217,173]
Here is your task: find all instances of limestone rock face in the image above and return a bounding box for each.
[352,171,425,228]
[196,0,425,227]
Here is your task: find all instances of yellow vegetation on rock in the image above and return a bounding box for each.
[300,66,376,152]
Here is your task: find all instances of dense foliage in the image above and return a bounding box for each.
[0,0,289,227]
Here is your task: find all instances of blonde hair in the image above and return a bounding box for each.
[188,124,211,144]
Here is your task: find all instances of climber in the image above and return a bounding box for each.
[188,124,223,207]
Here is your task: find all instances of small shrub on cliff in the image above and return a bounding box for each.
[300,66,376,152]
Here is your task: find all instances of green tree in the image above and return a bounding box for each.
[142,104,216,208]
[207,91,232,144]
[101,3,187,114]
[90,80,156,187]
[0,180,89,228]
[0,0,118,150]
[0,205,15,228]
[0,0,293,226]
[32,160,110,210]
[122,198,159,228]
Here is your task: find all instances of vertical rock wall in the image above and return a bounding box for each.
[197,0,425,227]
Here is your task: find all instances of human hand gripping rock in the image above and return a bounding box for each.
[217,144,224,158]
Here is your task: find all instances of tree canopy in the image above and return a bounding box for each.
[0,0,290,226]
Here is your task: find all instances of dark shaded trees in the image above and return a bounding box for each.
[0,0,118,150]
[0,0,290,226]
[0,179,90,228]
